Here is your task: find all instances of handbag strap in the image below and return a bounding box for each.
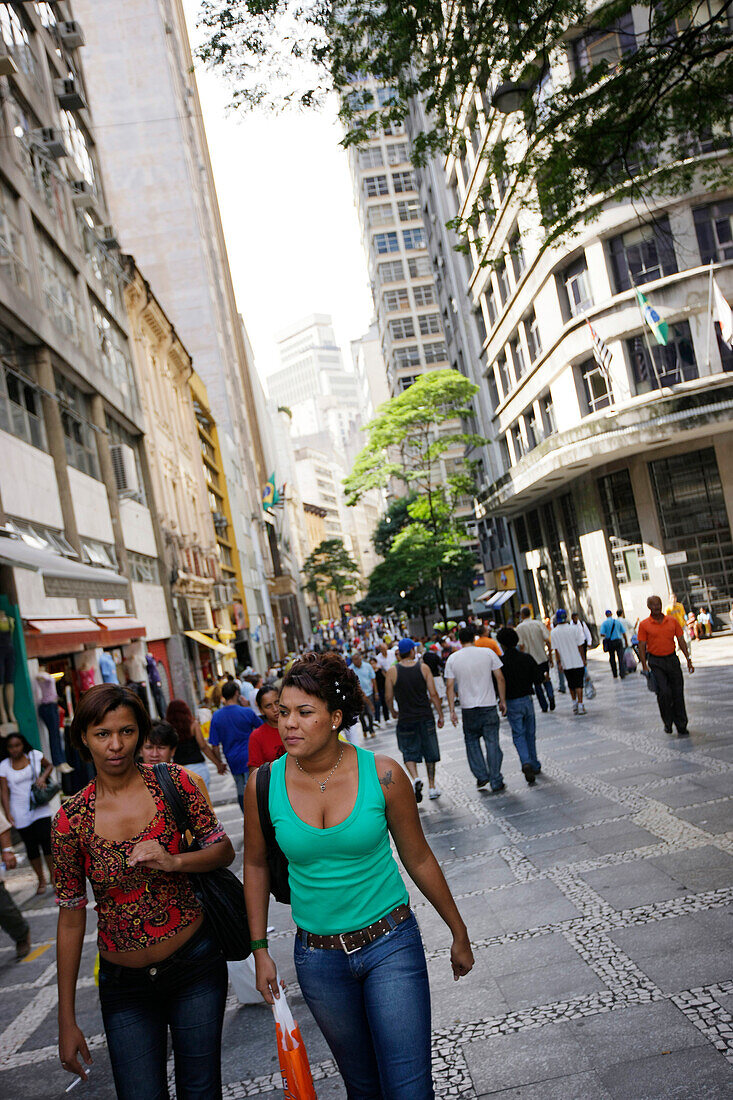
[255,762,276,846]
[154,763,195,847]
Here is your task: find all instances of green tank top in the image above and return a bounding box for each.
[269,744,409,935]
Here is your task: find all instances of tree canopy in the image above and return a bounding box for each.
[301,538,360,613]
[197,0,733,247]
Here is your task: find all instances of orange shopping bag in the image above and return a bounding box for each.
[272,988,318,1100]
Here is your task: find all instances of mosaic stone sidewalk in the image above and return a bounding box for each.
[1,638,732,1098]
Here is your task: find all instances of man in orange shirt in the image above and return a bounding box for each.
[475,623,502,657]
[638,594,694,737]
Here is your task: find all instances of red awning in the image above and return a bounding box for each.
[97,616,146,645]
[25,618,102,658]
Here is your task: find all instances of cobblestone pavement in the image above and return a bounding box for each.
[1,640,732,1098]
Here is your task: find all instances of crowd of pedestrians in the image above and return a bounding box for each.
[0,589,706,1097]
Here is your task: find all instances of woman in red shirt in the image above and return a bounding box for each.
[53,684,236,1097]
[246,685,284,768]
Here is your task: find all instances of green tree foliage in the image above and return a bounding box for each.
[197,1,733,248]
[371,495,414,558]
[301,538,360,614]
[344,369,486,623]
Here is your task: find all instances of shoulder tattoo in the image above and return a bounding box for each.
[379,769,394,789]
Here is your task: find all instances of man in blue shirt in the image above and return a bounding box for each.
[599,610,628,680]
[208,680,262,809]
[351,651,377,737]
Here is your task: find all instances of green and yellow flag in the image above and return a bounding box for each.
[635,288,668,346]
[262,473,276,511]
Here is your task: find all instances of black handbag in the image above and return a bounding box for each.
[29,753,60,809]
[255,762,290,904]
[154,764,251,961]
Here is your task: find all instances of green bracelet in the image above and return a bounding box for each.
[250,938,268,950]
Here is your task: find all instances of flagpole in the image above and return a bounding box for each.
[706,258,714,369]
[630,273,664,393]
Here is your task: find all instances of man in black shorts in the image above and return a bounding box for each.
[385,639,444,801]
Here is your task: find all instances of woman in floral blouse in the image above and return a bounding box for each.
[53,683,236,1099]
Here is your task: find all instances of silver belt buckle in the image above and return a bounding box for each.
[339,932,361,954]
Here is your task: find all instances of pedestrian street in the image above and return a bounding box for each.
[1,641,732,1099]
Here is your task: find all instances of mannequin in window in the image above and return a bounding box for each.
[35,667,72,772]
[98,649,119,684]
[145,653,166,718]
[123,640,150,714]
[0,611,16,726]
[76,652,97,694]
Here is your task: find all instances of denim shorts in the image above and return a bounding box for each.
[396,718,440,763]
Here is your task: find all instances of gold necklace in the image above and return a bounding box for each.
[294,746,345,793]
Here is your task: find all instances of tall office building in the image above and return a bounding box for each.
[270,314,360,451]
[74,0,294,665]
[351,321,390,421]
[423,13,733,627]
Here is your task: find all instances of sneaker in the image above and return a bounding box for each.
[476,779,490,791]
[413,779,424,804]
[522,763,536,786]
[578,703,587,715]
[15,933,31,960]
[491,782,506,793]
[572,701,579,715]
[429,786,441,799]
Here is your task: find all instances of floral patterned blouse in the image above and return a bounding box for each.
[52,763,226,953]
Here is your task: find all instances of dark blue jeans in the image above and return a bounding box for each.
[99,923,228,1100]
[38,701,65,765]
[534,662,554,712]
[505,695,541,771]
[461,706,503,789]
[294,911,434,1099]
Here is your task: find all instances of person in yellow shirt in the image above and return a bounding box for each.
[665,594,686,631]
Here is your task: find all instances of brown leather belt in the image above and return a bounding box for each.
[297,903,412,954]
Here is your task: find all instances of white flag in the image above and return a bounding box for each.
[713,278,733,349]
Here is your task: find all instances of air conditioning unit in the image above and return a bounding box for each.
[98,225,119,249]
[110,443,140,496]
[212,511,228,531]
[53,78,86,111]
[37,128,68,159]
[71,179,96,209]
[56,21,85,49]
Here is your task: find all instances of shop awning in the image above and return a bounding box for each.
[0,534,128,599]
[485,589,516,609]
[184,630,235,656]
[25,618,103,657]
[97,616,146,645]
[478,590,497,602]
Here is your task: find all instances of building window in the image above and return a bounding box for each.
[383,287,409,312]
[510,336,526,379]
[578,358,612,413]
[54,371,99,479]
[423,341,447,363]
[608,217,678,293]
[573,12,636,74]
[127,550,160,585]
[378,259,404,283]
[59,111,96,190]
[509,230,525,282]
[398,374,418,391]
[598,468,649,583]
[418,312,441,336]
[0,352,45,450]
[412,284,435,306]
[374,231,399,254]
[559,493,587,587]
[487,369,499,411]
[408,255,432,278]
[5,516,76,556]
[0,4,39,86]
[626,321,697,391]
[561,256,594,317]
[482,284,498,327]
[37,232,85,346]
[525,310,542,361]
[526,509,543,549]
[376,86,397,105]
[693,200,733,264]
[397,199,420,223]
[523,411,538,450]
[394,345,421,368]
[367,203,394,227]
[359,146,384,169]
[540,393,556,437]
[91,300,136,403]
[364,174,389,197]
[0,180,28,292]
[386,142,410,165]
[402,228,426,250]
[475,308,487,346]
[389,317,416,340]
[511,422,525,459]
[81,538,117,569]
[497,355,512,398]
[499,434,512,471]
[497,259,511,305]
[392,170,417,193]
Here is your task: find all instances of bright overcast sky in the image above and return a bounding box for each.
[181,1,374,383]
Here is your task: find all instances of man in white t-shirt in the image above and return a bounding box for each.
[375,643,394,674]
[551,610,587,715]
[445,626,507,792]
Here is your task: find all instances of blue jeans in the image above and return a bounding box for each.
[38,701,65,765]
[99,923,228,1100]
[461,706,503,789]
[505,696,541,771]
[232,769,248,811]
[534,662,554,712]
[294,912,433,1099]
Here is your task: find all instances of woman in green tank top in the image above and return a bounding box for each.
[244,651,474,1099]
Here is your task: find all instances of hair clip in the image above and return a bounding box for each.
[334,680,343,696]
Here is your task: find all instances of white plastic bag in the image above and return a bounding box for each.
[228,955,261,1004]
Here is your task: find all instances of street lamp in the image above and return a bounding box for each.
[491,80,533,115]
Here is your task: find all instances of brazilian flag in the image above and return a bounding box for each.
[262,473,276,511]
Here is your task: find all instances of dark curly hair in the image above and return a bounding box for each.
[70,683,150,761]
[280,652,364,731]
